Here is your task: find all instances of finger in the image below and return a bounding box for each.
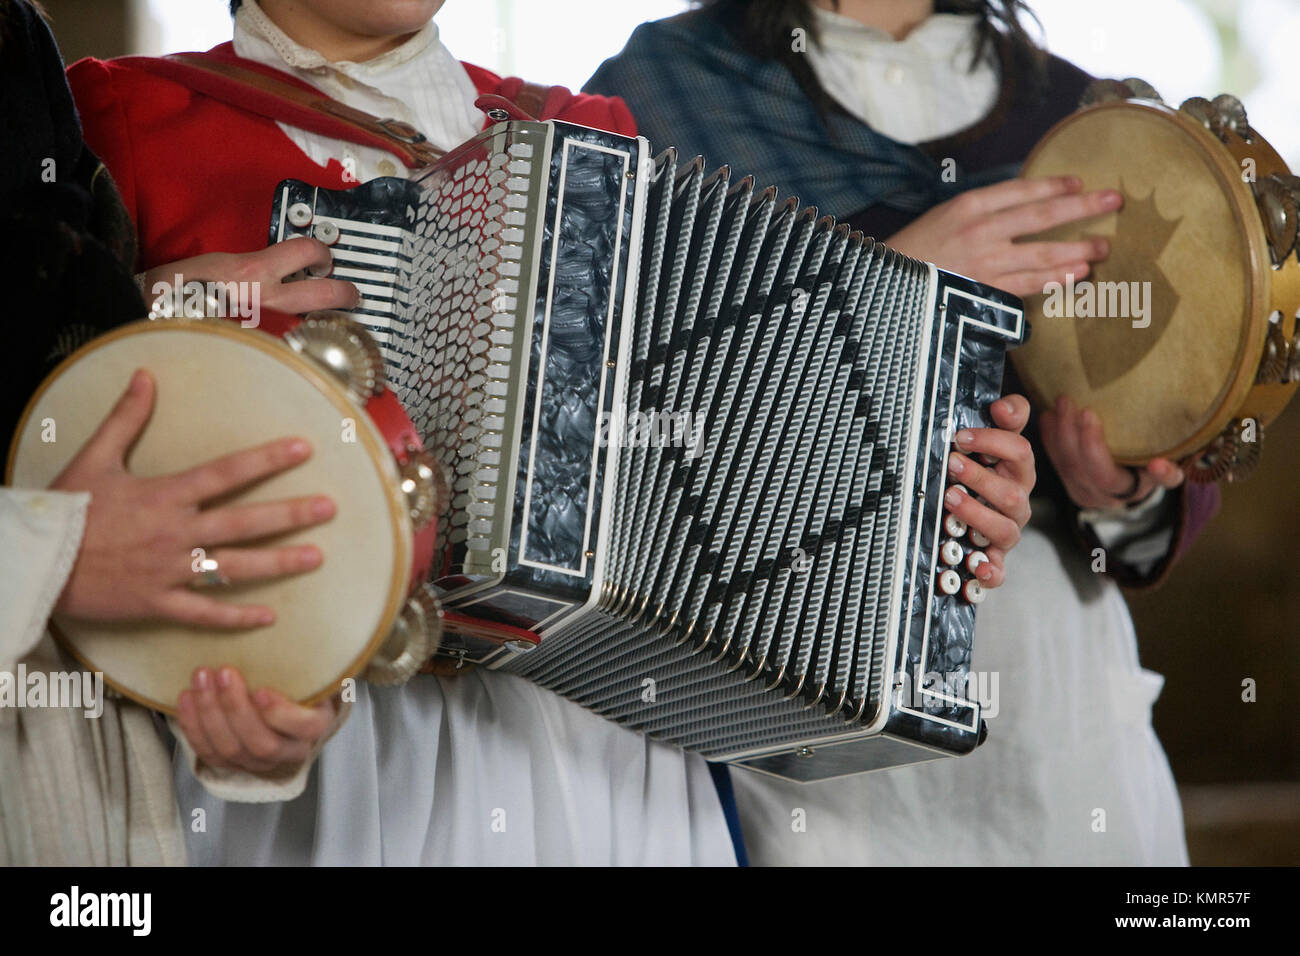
[945,484,1021,552]
[193,494,335,547]
[252,688,336,742]
[166,436,312,505]
[198,545,323,583]
[1077,407,1137,498]
[151,589,275,630]
[1042,399,1114,509]
[1146,458,1186,489]
[948,452,1031,528]
[175,688,220,767]
[1038,406,1063,462]
[215,668,298,769]
[978,548,1007,588]
[1038,405,1104,508]
[989,395,1031,435]
[986,237,1108,276]
[75,369,156,471]
[191,667,245,769]
[256,236,336,280]
[265,277,360,315]
[992,261,1092,297]
[984,188,1123,241]
[953,429,1035,485]
[1050,396,1085,472]
[960,175,1083,216]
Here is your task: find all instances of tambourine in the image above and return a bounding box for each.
[5,312,445,713]
[1013,79,1300,482]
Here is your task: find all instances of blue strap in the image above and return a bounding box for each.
[707,761,749,867]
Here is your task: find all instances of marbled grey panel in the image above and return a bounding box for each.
[886,270,1025,756]
[504,126,640,605]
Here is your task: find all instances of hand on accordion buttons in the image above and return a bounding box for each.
[944,395,1036,589]
[50,369,337,629]
[1040,394,1185,510]
[176,666,340,775]
[886,176,1121,297]
[141,237,359,318]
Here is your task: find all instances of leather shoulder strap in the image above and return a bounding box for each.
[117,52,444,168]
[511,81,552,121]
[117,52,566,169]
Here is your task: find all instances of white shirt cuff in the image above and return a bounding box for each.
[0,488,89,670]
[1078,487,1175,573]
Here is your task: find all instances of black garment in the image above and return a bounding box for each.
[0,0,144,447]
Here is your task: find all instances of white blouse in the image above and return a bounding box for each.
[233,0,483,180]
[805,7,1000,145]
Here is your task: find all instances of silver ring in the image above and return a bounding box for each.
[190,558,231,590]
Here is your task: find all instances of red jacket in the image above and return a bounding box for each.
[67,43,636,271]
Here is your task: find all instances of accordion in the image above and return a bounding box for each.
[270,119,1025,782]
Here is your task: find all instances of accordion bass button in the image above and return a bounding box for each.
[314,220,341,246]
[963,579,986,605]
[940,539,963,566]
[937,569,962,596]
[966,550,989,575]
[288,202,313,228]
[943,513,967,538]
[969,527,991,549]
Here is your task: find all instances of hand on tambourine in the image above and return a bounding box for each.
[887,176,1122,297]
[944,395,1036,589]
[176,667,340,774]
[1040,395,1185,509]
[141,236,360,316]
[50,369,336,628]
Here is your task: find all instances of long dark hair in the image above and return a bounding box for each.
[0,0,47,51]
[699,0,1046,117]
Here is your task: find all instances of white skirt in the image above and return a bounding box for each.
[731,523,1189,866]
[175,669,737,866]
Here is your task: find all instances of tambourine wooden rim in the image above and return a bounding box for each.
[5,318,414,714]
[1015,96,1300,466]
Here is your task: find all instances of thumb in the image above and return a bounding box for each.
[81,369,156,469]
[989,394,1031,435]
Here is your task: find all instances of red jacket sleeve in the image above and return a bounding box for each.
[66,57,140,232]
[462,61,637,137]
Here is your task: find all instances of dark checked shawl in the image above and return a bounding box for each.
[586,8,1219,588]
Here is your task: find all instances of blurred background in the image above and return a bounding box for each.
[37,0,1300,864]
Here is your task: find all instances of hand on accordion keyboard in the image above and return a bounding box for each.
[886,176,1122,298]
[943,395,1036,590]
[50,369,337,629]
[1039,394,1186,510]
[140,237,359,319]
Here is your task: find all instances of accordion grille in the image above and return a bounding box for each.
[497,148,933,757]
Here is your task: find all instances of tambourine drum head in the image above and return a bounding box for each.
[7,321,411,713]
[1015,104,1261,463]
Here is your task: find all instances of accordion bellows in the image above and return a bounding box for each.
[270,120,1025,781]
